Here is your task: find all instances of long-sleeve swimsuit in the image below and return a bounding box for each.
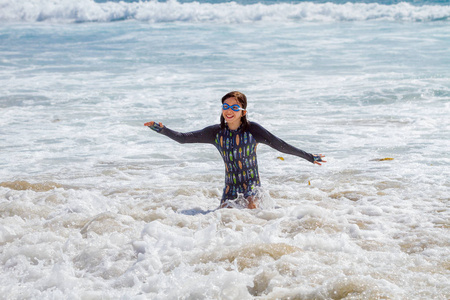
[156,122,315,203]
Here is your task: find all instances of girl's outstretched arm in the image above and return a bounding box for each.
[250,122,326,165]
[144,121,219,144]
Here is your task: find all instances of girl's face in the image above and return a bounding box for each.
[222,97,246,129]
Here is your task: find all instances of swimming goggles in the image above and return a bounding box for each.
[222,103,245,112]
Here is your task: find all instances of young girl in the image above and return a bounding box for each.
[144,91,326,209]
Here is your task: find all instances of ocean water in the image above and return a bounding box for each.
[1,0,449,299]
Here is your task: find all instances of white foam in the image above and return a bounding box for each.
[0,0,449,23]
[1,7,449,298]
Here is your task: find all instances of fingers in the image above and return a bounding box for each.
[144,121,164,128]
[145,121,164,133]
[313,154,327,165]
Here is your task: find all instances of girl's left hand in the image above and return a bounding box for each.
[313,154,326,165]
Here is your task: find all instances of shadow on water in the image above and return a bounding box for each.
[179,208,217,216]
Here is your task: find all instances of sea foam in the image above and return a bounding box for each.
[0,0,449,23]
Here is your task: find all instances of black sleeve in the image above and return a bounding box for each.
[158,124,219,145]
[249,122,315,164]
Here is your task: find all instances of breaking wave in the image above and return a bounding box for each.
[0,0,449,23]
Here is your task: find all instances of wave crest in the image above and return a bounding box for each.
[0,0,449,23]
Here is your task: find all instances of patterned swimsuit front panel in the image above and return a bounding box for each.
[214,127,260,201]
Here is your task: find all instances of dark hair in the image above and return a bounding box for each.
[220,91,250,131]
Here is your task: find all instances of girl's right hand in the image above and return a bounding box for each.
[144,121,164,132]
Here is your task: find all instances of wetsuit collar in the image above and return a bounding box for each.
[226,123,242,132]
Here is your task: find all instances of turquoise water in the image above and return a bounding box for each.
[0,0,449,298]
